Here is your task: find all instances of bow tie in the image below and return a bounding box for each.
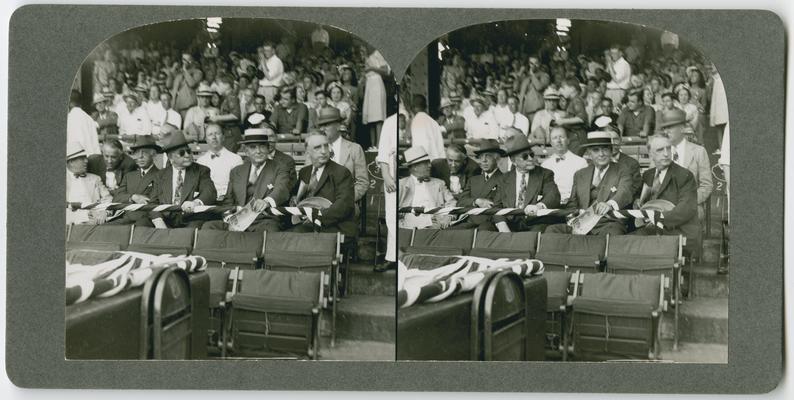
[73,172,87,178]
[555,156,565,163]
[210,153,221,159]
[417,177,431,183]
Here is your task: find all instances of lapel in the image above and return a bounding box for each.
[653,165,674,200]
[180,165,197,201]
[313,163,331,196]
[597,163,619,202]
[161,167,173,203]
[337,139,350,167]
[236,163,252,204]
[523,168,541,204]
[253,161,277,199]
[580,165,595,207]
[681,140,695,169]
[503,170,517,207]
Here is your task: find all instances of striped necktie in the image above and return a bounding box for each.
[173,170,183,204]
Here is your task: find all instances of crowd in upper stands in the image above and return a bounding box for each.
[66,23,395,254]
[398,31,729,262]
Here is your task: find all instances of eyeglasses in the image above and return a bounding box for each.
[518,152,535,160]
[174,148,191,157]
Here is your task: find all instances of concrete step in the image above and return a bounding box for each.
[661,297,728,344]
[318,338,395,361]
[335,294,395,342]
[659,340,727,363]
[347,263,395,296]
[684,262,729,298]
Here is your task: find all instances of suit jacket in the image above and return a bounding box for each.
[639,162,699,241]
[649,140,713,205]
[334,138,369,202]
[398,176,457,209]
[431,157,482,196]
[150,163,217,206]
[87,154,138,190]
[457,170,503,207]
[272,149,298,196]
[615,152,643,199]
[491,167,560,224]
[296,161,356,237]
[568,162,633,210]
[113,165,160,202]
[222,161,292,212]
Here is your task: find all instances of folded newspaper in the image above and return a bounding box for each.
[567,206,602,235]
[223,200,260,231]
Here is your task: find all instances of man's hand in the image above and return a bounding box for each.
[292,128,301,134]
[89,210,108,225]
[130,194,150,204]
[593,201,612,216]
[382,174,396,193]
[474,198,494,208]
[181,200,197,214]
[523,204,539,216]
[495,221,511,233]
[251,198,270,213]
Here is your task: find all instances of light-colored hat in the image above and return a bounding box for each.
[580,131,614,149]
[316,106,344,126]
[239,128,274,145]
[543,87,561,100]
[66,141,87,161]
[658,109,688,129]
[247,113,266,126]
[403,146,431,166]
[196,82,214,97]
[92,93,108,104]
[440,97,454,109]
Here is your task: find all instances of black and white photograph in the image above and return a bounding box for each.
[396,18,730,362]
[63,17,398,361]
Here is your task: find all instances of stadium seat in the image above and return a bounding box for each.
[205,267,240,358]
[66,224,133,252]
[192,230,265,270]
[139,266,194,359]
[397,228,415,251]
[227,269,323,359]
[471,270,529,361]
[571,273,665,361]
[544,270,580,361]
[605,234,684,349]
[535,233,606,273]
[262,231,341,346]
[470,230,540,259]
[403,228,475,256]
[128,226,196,256]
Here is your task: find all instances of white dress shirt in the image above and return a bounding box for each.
[259,55,284,87]
[330,136,343,164]
[196,147,244,199]
[403,176,435,228]
[607,57,632,90]
[464,109,499,140]
[118,106,152,136]
[673,140,687,166]
[541,150,588,203]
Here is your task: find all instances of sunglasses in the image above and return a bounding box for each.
[173,148,191,157]
[518,152,535,160]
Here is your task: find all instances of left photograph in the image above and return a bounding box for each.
[64,17,398,360]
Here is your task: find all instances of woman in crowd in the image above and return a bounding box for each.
[360,43,390,149]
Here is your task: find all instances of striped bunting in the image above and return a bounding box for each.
[68,202,323,225]
[397,254,544,308]
[65,251,207,305]
[398,206,663,226]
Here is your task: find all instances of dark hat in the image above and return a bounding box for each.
[474,139,506,156]
[501,133,537,156]
[238,128,274,145]
[129,135,161,151]
[316,106,344,126]
[658,109,688,129]
[158,130,193,153]
[580,131,614,149]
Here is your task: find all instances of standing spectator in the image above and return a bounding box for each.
[171,53,203,120]
[67,90,101,156]
[409,94,446,160]
[258,43,284,104]
[604,45,632,106]
[361,44,391,148]
[519,56,550,121]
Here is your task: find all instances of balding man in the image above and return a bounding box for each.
[87,139,137,195]
[431,143,482,199]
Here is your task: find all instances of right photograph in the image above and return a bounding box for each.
[396,18,730,362]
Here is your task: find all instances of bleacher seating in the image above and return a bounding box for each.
[404,228,475,256]
[535,233,606,273]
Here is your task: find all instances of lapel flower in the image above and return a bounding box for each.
[536,195,543,201]
[267,183,274,190]
[610,186,617,193]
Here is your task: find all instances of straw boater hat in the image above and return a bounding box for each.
[134,83,149,94]
[439,97,454,110]
[158,130,192,153]
[92,92,108,105]
[658,109,688,129]
[196,82,215,97]
[129,135,161,152]
[238,128,273,145]
[474,139,506,157]
[579,131,614,149]
[543,87,561,100]
[448,90,462,103]
[66,141,87,161]
[247,113,266,126]
[501,133,538,156]
[470,95,489,108]
[403,146,431,167]
[316,107,344,126]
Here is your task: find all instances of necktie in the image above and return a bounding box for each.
[211,153,220,159]
[249,165,261,185]
[593,167,605,187]
[306,167,320,198]
[173,170,183,204]
[651,169,663,199]
[483,173,490,183]
[73,172,86,178]
[672,148,679,162]
[516,172,527,208]
[140,169,146,177]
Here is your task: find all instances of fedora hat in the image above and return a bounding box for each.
[238,128,274,145]
[316,106,343,126]
[501,133,537,156]
[158,130,192,153]
[641,199,676,213]
[92,92,108,105]
[196,82,214,97]
[473,139,506,156]
[658,109,688,129]
[129,135,161,151]
[66,141,87,161]
[403,146,431,167]
[580,131,614,149]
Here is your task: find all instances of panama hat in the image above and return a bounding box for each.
[579,131,614,149]
[66,141,87,161]
[403,146,431,167]
[238,128,274,145]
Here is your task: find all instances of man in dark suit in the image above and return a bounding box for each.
[487,134,560,232]
[203,128,293,232]
[610,130,643,200]
[453,139,505,230]
[87,139,137,195]
[633,134,700,244]
[291,132,356,238]
[147,131,217,228]
[546,131,634,235]
[430,143,481,199]
[107,136,161,226]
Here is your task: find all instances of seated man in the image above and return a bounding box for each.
[546,131,634,235]
[87,139,137,195]
[203,129,293,232]
[66,141,111,225]
[454,139,505,230]
[540,125,588,206]
[108,136,161,226]
[196,123,244,201]
[147,131,217,228]
[617,90,655,137]
[317,106,369,202]
[270,86,308,134]
[290,132,356,237]
[398,146,456,230]
[430,143,482,199]
[488,134,560,232]
[608,129,643,200]
[633,134,700,244]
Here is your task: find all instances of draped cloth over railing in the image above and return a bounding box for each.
[67,202,324,225]
[397,206,664,227]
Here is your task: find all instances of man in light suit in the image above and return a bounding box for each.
[487,134,560,232]
[453,139,505,230]
[147,131,217,228]
[546,131,634,235]
[634,135,700,244]
[108,136,161,226]
[398,146,456,230]
[203,129,293,232]
[66,141,112,225]
[656,109,713,220]
[317,106,369,202]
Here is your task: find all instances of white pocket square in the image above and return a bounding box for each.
[610,186,617,193]
[193,192,200,197]
[267,184,274,190]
